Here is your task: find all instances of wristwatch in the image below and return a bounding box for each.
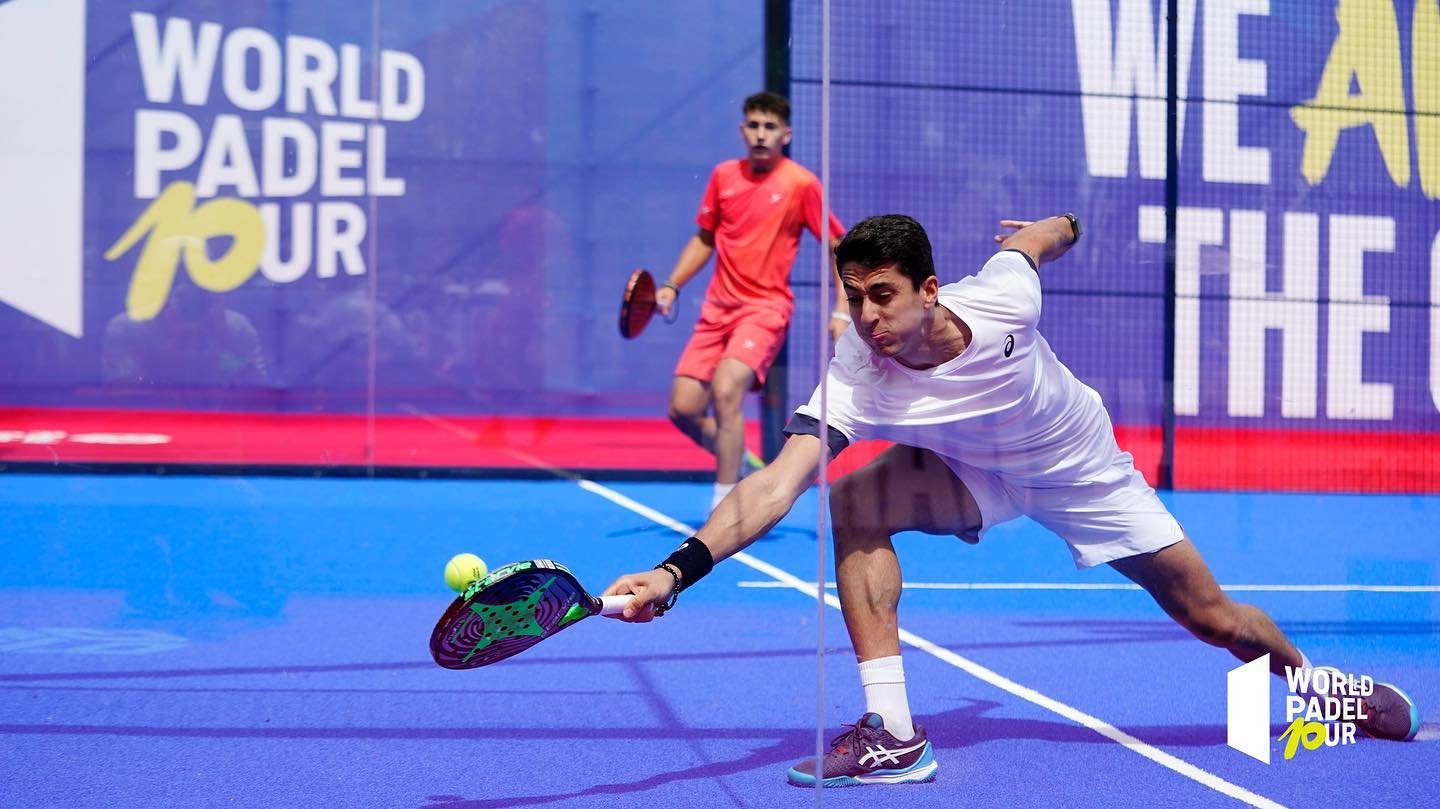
[1062,213,1082,242]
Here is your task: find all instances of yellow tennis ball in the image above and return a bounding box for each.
[444,553,487,593]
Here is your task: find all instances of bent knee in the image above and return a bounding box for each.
[829,474,891,540]
[710,384,746,415]
[829,473,870,511]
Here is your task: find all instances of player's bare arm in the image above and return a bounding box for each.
[991,214,1081,268]
[602,433,823,621]
[656,228,716,314]
[699,432,822,561]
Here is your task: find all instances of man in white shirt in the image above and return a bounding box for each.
[604,214,1421,787]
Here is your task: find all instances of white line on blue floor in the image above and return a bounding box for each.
[736,581,1440,593]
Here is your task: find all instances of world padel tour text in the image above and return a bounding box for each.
[108,12,425,320]
[1072,0,1440,421]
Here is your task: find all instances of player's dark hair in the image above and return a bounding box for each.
[743,91,790,124]
[835,214,936,290]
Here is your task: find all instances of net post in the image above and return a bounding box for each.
[760,0,792,463]
[1159,0,1179,490]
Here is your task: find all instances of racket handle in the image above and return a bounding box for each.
[599,595,631,616]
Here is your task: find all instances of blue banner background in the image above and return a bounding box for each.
[1,0,1435,444]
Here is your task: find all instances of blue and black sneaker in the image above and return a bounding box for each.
[1359,682,1422,741]
[1307,667,1421,742]
[787,712,938,787]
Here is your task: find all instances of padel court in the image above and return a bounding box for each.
[3,473,1436,807]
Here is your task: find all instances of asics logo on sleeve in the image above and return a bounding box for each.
[858,738,928,767]
[1004,334,1015,357]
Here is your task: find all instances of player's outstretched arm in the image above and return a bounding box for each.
[991,214,1081,269]
[656,229,715,315]
[602,434,823,621]
[699,433,822,561]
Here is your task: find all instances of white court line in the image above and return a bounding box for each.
[577,478,1286,809]
[737,581,1440,594]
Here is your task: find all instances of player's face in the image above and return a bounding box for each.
[740,110,791,170]
[841,262,937,359]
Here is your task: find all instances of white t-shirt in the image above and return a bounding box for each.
[796,250,1119,487]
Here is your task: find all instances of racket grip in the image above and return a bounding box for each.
[599,595,631,616]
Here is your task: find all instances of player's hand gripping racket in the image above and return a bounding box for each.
[618,268,678,339]
[430,559,629,669]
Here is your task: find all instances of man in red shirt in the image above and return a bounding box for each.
[656,91,847,511]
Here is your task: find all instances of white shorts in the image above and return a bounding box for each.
[940,450,1185,569]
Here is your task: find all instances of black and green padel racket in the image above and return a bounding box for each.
[429,559,629,669]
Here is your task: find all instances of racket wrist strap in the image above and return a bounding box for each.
[660,536,714,593]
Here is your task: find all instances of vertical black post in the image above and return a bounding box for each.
[760,0,791,462]
[1159,0,1180,489]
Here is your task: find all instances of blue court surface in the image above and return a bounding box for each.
[2,474,1437,808]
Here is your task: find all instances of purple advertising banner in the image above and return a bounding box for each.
[1,0,1436,488]
[0,0,763,418]
[787,0,1439,440]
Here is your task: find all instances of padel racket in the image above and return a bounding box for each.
[430,559,629,669]
[619,268,677,339]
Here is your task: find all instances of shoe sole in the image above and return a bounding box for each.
[786,759,938,788]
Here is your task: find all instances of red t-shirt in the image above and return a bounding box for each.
[695,157,845,314]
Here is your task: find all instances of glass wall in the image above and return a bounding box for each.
[1,0,766,473]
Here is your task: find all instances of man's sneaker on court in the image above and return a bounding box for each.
[1358,682,1422,741]
[1305,667,1421,742]
[786,712,937,787]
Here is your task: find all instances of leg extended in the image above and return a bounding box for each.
[1110,539,1304,677]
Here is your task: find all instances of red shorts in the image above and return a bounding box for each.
[674,300,789,389]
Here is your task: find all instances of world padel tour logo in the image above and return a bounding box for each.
[1227,654,1373,764]
[107,12,424,322]
[0,3,424,337]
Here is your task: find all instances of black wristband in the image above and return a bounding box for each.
[661,280,680,295]
[1062,212,1082,242]
[660,536,714,592]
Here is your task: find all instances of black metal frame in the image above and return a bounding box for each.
[759,0,793,463]
[1159,0,1180,489]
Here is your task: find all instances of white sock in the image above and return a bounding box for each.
[711,482,736,511]
[858,655,914,741]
